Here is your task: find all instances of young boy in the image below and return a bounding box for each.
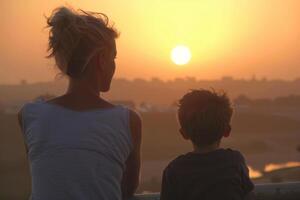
[161,89,254,200]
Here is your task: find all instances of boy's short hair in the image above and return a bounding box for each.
[178,89,233,147]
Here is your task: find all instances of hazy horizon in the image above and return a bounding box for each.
[3,75,300,85]
[1,0,300,84]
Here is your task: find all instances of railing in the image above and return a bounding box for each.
[129,182,300,200]
[254,182,300,200]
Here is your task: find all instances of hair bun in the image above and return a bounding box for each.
[46,6,119,78]
[47,7,82,73]
[47,7,77,32]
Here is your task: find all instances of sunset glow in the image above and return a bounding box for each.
[171,45,191,66]
[1,0,300,83]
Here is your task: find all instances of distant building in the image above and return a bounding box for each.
[20,79,28,86]
[111,100,135,110]
[137,102,176,113]
[222,76,234,82]
[138,102,153,112]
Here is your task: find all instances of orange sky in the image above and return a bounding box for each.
[1,0,300,84]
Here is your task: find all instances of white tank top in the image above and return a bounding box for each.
[21,100,133,200]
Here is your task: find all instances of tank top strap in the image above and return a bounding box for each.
[113,105,134,153]
[20,100,43,135]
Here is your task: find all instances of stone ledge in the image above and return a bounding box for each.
[129,182,300,200]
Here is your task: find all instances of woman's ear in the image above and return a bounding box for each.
[180,128,190,140]
[96,52,106,71]
[223,125,231,138]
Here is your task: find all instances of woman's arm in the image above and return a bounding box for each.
[17,109,28,153]
[121,110,142,199]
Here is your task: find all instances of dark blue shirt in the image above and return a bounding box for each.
[161,148,254,200]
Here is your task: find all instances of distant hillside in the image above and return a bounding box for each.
[232,111,300,134]
[0,80,67,105]
[3,77,300,106]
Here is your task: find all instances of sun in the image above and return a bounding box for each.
[171,45,191,65]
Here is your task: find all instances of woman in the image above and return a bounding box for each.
[18,6,141,200]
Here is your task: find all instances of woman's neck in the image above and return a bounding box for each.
[66,79,100,98]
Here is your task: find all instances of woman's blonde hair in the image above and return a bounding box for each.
[46,6,119,78]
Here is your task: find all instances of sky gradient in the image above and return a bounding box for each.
[1,0,300,84]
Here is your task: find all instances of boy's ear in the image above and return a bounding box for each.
[223,125,231,138]
[179,128,190,140]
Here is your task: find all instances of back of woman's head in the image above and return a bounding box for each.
[47,6,119,78]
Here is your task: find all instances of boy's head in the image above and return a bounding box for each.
[178,89,233,148]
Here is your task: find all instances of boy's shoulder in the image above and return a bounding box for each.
[163,153,191,177]
[225,148,246,163]
[164,148,246,173]
[214,148,246,164]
